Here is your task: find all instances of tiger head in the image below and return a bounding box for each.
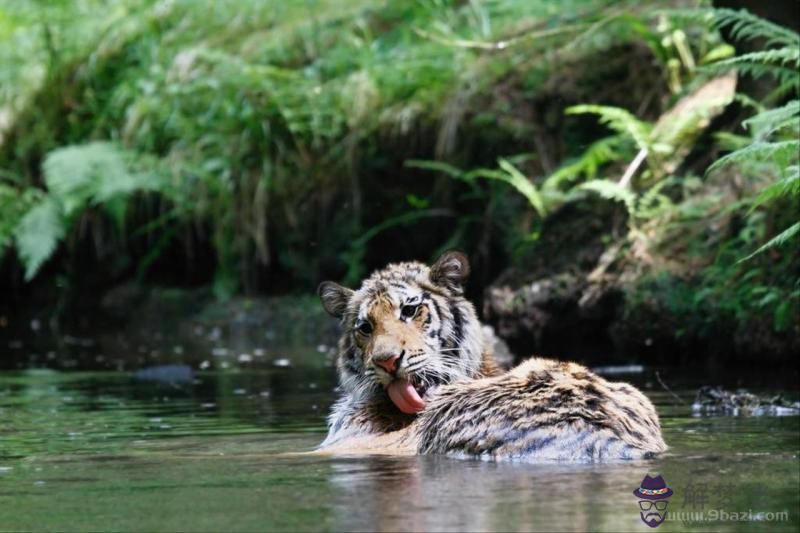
[318,251,485,414]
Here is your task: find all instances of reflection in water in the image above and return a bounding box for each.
[327,456,654,531]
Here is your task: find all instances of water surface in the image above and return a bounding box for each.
[1,349,798,532]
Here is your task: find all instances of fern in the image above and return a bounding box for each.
[706,140,800,176]
[13,198,66,280]
[9,142,166,280]
[0,185,40,252]
[702,48,800,88]
[496,159,547,218]
[543,135,622,190]
[636,178,675,219]
[738,222,800,263]
[666,8,799,48]
[464,160,546,218]
[410,157,553,218]
[43,143,126,216]
[751,166,800,210]
[668,8,800,98]
[579,179,637,218]
[742,100,800,139]
[708,8,799,47]
[566,105,651,151]
[689,9,800,265]
[43,142,163,225]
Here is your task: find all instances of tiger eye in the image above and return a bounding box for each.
[356,321,373,336]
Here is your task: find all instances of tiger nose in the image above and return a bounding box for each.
[374,351,403,374]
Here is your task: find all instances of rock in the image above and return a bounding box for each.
[481,324,515,369]
[692,386,800,416]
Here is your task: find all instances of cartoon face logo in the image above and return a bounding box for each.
[633,474,673,528]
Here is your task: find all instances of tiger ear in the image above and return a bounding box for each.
[318,281,354,318]
[429,250,470,293]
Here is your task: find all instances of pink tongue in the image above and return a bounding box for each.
[387,379,426,414]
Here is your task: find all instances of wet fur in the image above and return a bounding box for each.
[414,358,666,460]
[318,252,666,461]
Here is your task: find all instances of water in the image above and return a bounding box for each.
[1,353,798,531]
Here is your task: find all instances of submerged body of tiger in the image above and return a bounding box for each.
[317,251,666,461]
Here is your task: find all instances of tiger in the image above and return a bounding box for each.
[317,251,667,461]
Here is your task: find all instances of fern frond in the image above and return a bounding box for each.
[706,140,800,175]
[43,142,129,216]
[665,8,799,48]
[700,47,800,88]
[713,47,799,68]
[738,221,800,262]
[1,185,44,253]
[637,177,676,219]
[498,159,546,218]
[764,80,800,105]
[742,99,800,139]
[579,179,637,217]
[543,135,622,191]
[566,105,652,151]
[470,159,547,218]
[751,166,800,210]
[43,142,164,227]
[733,93,766,113]
[13,198,66,280]
[711,8,799,47]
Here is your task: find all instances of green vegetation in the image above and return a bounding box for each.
[423,7,799,344]
[0,1,797,356]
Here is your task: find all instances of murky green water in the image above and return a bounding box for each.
[1,349,798,531]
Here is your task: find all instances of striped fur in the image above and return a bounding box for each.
[413,358,667,461]
[317,252,666,461]
[318,251,498,447]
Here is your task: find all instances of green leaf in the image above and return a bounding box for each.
[706,140,800,176]
[0,185,40,252]
[579,179,637,216]
[567,104,652,151]
[738,221,800,263]
[466,159,547,218]
[666,8,799,48]
[774,299,793,332]
[497,158,546,218]
[43,142,164,228]
[742,100,800,139]
[13,198,66,280]
[700,47,800,87]
[406,194,429,209]
[405,160,468,181]
[543,135,622,190]
[750,166,799,211]
[711,8,797,47]
[43,142,127,217]
[700,43,736,64]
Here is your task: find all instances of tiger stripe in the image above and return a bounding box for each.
[317,252,667,461]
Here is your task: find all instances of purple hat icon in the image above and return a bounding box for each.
[633,474,673,500]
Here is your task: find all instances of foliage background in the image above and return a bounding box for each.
[0,0,797,364]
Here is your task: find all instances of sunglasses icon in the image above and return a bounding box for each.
[639,500,669,511]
